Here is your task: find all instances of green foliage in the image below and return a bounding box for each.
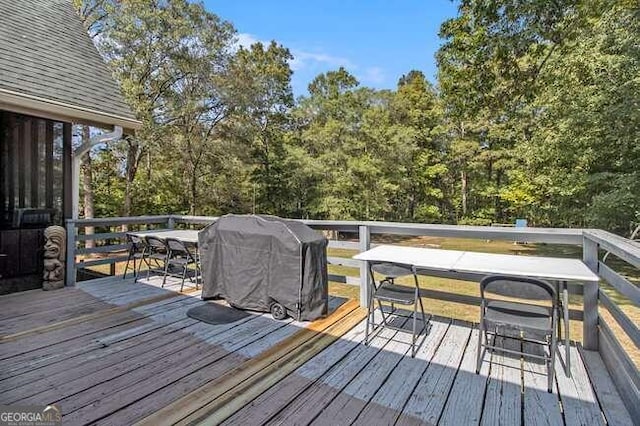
[77,0,639,235]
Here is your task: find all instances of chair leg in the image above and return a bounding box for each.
[123,254,131,280]
[146,253,152,281]
[378,299,389,326]
[137,250,148,282]
[132,256,137,280]
[162,251,170,288]
[476,320,484,374]
[549,314,559,392]
[180,264,187,291]
[411,299,418,357]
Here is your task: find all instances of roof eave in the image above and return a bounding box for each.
[0,88,142,133]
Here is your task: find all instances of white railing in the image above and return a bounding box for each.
[65,214,640,418]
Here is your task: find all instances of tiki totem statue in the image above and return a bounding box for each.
[43,226,66,290]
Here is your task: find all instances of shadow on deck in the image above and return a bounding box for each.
[0,276,633,426]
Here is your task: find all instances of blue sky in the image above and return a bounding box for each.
[203,1,460,96]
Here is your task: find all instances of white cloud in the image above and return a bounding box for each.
[236,32,352,72]
[289,50,353,71]
[235,33,388,90]
[235,32,265,49]
[359,66,385,85]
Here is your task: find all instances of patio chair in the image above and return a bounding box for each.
[476,275,558,392]
[123,234,148,282]
[365,262,427,357]
[163,238,200,291]
[144,235,169,282]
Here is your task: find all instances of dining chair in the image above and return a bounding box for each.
[144,236,169,282]
[163,238,199,291]
[123,234,148,282]
[364,261,427,357]
[476,275,558,392]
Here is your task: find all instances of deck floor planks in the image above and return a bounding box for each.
[219,317,371,426]
[0,292,194,371]
[308,316,414,425]
[479,336,523,426]
[438,328,490,426]
[351,317,450,426]
[99,313,339,426]
[579,346,635,426]
[0,287,88,319]
[0,309,142,360]
[0,294,202,380]
[555,345,606,426]
[61,315,293,424]
[395,322,472,426]
[0,277,633,426]
[0,281,173,336]
[52,313,281,410]
[1,303,213,403]
[0,296,114,335]
[265,314,403,425]
[521,342,564,426]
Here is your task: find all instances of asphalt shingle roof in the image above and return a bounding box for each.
[0,0,138,123]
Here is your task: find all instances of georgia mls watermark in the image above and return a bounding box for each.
[0,405,61,426]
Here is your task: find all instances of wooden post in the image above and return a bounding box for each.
[583,236,599,350]
[358,225,371,308]
[65,219,76,286]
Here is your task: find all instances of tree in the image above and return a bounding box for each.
[87,0,237,215]
[225,41,295,215]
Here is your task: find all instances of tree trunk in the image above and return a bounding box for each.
[123,138,142,231]
[189,167,197,215]
[80,126,95,249]
[461,169,468,216]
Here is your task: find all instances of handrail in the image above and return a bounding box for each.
[584,229,640,269]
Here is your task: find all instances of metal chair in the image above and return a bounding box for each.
[123,234,148,282]
[476,275,558,392]
[365,261,428,357]
[143,236,169,282]
[163,238,199,291]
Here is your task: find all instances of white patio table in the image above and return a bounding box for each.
[127,229,199,244]
[353,244,600,375]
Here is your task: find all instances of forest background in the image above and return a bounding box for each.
[73,0,639,235]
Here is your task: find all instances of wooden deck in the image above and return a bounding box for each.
[0,276,634,426]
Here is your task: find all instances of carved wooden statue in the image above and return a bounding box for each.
[43,226,66,290]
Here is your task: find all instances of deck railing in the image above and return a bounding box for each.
[65,214,640,418]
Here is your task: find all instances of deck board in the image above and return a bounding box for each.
[265,313,400,425]
[309,317,412,425]
[352,317,449,426]
[438,328,489,426]
[522,342,564,426]
[396,323,472,425]
[480,336,522,426]
[0,277,633,426]
[220,313,371,426]
[555,345,606,426]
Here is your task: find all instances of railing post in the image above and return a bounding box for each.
[359,225,371,308]
[167,215,175,229]
[65,219,76,287]
[583,235,599,350]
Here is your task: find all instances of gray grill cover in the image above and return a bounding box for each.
[198,215,328,321]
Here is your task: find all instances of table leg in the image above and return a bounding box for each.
[555,282,562,344]
[563,281,571,376]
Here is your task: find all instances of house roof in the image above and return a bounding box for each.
[0,0,141,130]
